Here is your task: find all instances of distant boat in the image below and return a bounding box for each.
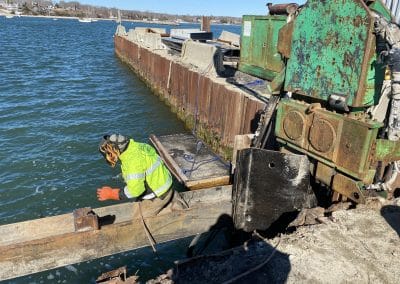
[78,18,92,23]
[5,15,14,19]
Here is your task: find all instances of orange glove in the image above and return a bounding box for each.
[97,186,120,201]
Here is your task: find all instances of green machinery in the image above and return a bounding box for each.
[240,0,400,203]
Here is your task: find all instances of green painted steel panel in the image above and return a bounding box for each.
[369,0,392,21]
[239,15,286,81]
[284,0,384,107]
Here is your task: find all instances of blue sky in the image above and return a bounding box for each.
[77,0,303,17]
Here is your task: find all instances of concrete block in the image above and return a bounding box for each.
[181,40,225,77]
[127,29,138,42]
[218,30,240,47]
[115,25,127,36]
[131,32,166,50]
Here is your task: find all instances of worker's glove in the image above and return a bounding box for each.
[97,186,120,201]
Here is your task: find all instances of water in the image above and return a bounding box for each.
[0,16,240,283]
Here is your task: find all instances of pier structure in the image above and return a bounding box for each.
[114,27,265,159]
[0,186,232,281]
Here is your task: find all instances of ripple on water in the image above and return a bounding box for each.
[0,16,241,283]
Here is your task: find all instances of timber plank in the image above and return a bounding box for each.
[0,186,232,281]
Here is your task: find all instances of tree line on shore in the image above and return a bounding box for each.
[3,0,241,23]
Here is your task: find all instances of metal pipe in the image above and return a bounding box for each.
[266,3,298,15]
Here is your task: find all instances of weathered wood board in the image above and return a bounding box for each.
[150,133,231,190]
[0,186,232,281]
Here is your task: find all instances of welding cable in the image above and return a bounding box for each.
[182,157,219,175]
[222,233,281,284]
[245,79,264,87]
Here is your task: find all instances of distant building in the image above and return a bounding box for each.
[0,2,19,12]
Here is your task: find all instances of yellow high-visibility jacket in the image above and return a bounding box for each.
[119,139,172,198]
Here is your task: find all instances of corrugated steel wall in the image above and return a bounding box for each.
[114,36,265,159]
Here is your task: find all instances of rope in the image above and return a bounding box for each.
[138,203,157,253]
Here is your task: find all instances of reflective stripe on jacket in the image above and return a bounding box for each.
[119,139,172,198]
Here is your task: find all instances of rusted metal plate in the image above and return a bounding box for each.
[252,95,280,149]
[336,118,380,181]
[275,99,382,182]
[332,173,366,204]
[150,133,230,190]
[0,186,232,281]
[223,89,245,146]
[233,148,316,232]
[275,99,310,150]
[308,113,340,161]
[73,207,99,232]
[96,266,138,284]
[315,162,335,186]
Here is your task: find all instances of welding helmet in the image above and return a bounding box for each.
[99,134,129,167]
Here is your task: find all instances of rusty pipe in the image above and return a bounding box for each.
[266,3,299,15]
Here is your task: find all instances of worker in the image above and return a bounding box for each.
[97,134,173,216]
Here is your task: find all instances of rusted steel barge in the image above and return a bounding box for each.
[114,28,265,159]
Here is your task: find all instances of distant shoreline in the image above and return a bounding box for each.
[0,13,180,25]
[0,11,241,26]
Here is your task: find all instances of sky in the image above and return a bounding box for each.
[77,0,303,17]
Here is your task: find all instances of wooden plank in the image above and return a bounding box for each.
[0,186,232,281]
[0,203,137,247]
[186,176,231,190]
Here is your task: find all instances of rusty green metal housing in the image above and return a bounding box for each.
[239,15,287,81]
[275,99,382,183]
[284,0,386,107]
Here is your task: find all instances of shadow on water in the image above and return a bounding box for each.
[381,205,400,237]
[161,214,291,284]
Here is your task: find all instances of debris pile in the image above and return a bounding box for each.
[145,198,400,283]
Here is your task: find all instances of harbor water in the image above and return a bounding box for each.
[0,16,240,283]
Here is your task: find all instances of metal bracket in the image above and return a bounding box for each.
[252,95,280,149]
[73,207,99,232]
[332,174,366,204]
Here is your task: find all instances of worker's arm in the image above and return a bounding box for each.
[96,186,143,201]
[97,177,146,201]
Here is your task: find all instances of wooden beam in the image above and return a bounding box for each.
[149,134,188,184]
[0,186,232,281]
[186,176,231,190]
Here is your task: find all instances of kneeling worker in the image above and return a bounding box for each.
[97,134,173,216]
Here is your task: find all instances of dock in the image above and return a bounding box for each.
[114,27,266,159]
[0,186,231,281]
